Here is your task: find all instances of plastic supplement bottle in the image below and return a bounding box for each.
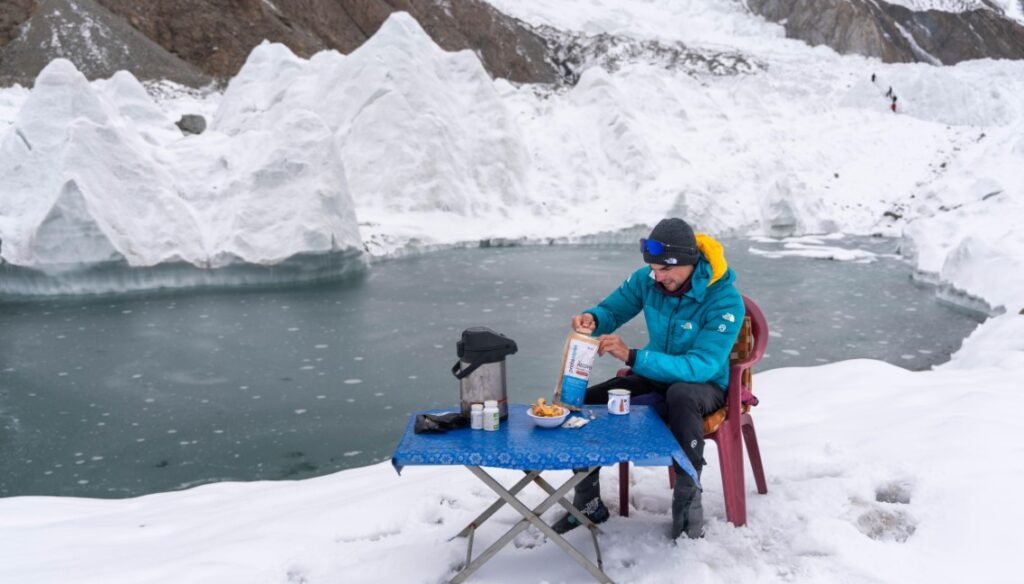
[483,400,499,431]
[470,403,484,430]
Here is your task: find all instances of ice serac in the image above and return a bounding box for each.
[569,68,657,191]
[29,179,122,269]
[0,58,366,295]
[0,59,205,270]
[339,12,527,215]
[215,12,529,221]
[176,108,361,268]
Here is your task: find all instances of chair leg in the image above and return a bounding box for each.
[741,415,768,495]
[619,461,629,517]
[716,423,747,527]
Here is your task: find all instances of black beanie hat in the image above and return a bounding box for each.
[642,218,699,266]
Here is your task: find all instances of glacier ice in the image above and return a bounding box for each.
[214,13,530,216]
[0,58,365,294]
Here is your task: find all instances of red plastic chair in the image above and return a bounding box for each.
[616,295,768,527]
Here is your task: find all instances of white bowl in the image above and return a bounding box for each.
[527,407,569,428]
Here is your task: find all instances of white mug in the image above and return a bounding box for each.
[608,389,631,415]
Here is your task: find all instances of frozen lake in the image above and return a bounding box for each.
[0,239,981,498]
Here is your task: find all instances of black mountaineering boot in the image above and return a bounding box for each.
[552,469,609,534]
[671,468,704,540]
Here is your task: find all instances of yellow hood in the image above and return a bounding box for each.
[696,233,728,286]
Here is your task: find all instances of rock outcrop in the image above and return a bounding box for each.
[0,0,211,87]
[0,0,558,85]
[748,0,1024,65]
[0,0,34,47]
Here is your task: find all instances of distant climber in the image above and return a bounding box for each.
[885,86,893,98]
[891,101,897,113]
[871,73,876,82]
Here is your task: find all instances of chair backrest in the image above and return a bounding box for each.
[729,295,768,394]
[740,295,768,366]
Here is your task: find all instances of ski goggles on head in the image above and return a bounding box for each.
[639,238,696,257]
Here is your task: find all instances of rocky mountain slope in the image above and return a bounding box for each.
[748,0,1024,64]
[0,0,558,86]
[0,0,210,87]
[3,0,1024,88]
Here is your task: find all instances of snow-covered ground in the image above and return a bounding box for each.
[1,0,1023,582]
[1,315,1021,584]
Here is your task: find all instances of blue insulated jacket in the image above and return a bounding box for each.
[585,241,745,390]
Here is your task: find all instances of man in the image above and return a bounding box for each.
[553,218,745,539]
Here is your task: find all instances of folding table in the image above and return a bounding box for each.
[392,404,695,584]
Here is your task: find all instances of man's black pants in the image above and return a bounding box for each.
[586,374,725,475]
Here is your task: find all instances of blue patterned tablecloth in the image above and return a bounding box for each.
[391,404,697,485]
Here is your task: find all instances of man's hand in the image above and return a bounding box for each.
[597,334,629,362]
[572,313,596,334]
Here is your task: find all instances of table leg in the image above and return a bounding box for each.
[451,466,613,584]
[532,473,606,536]
[453,470,541,540]
[531,473,606,571]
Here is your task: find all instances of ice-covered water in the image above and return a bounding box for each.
[0,240,980,498]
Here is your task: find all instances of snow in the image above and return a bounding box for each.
[883,0,1024,25]
[883,0,990,12]
[1,2,1024,581]
[2,315,1023,583]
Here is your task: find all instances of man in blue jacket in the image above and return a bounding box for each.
[553,218,745,539]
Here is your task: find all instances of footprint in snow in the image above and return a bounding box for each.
[852,479,916,542]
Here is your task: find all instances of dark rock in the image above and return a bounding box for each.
[92,0,559,84]
[175,114,207,135]
[538,27,764,84]
[0,0,211,87]
[748,0,1024,65]
[0,0,34,48]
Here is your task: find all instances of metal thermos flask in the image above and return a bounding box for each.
[452,327,518,420]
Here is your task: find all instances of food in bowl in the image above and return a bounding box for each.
[531,397,565,417]
[529,398,569,428]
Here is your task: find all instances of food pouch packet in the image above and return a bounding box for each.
[554,331,600,410]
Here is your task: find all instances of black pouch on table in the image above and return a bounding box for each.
[414,412,470,434]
